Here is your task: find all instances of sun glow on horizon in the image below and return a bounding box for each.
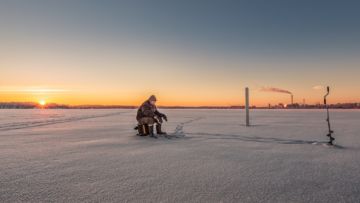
[39,100,46,106]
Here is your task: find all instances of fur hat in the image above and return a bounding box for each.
[148,95,157,102]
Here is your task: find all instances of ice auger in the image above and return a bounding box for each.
[324,86,335,145]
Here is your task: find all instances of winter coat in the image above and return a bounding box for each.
[136,100,163,121]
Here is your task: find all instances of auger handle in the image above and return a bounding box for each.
[324,86,330,105]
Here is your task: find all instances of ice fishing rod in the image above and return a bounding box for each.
[324,86,334,145]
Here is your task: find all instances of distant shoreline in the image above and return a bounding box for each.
[0,102,359,110]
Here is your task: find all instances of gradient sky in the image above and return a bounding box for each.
[1,0,359,106]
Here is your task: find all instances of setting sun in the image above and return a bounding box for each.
[39,100,46,106]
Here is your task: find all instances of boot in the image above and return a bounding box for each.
[137,124,146,136]
[148,125,157,138]
[156,124,167,135]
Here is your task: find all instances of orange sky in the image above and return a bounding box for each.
[0,82,358,107]
[1,46,359,106]
[1,49,359,106]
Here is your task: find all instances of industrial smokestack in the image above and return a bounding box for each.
[291,94,293,105]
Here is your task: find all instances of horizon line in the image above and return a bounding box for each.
[1,101,359,109]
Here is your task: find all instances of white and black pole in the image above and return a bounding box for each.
[245,87,250,126]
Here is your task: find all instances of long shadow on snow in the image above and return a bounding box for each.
[186,132,344,148]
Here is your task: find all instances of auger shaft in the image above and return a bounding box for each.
[324,86,335,145]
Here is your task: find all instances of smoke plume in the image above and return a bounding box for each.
[312,85,324,90]
[260,87,292,95]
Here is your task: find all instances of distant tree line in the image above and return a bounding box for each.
[0,102,359,109]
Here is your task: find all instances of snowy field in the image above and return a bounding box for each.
[0,109,359,202]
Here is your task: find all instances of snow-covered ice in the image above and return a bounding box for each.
[0,109,359,202]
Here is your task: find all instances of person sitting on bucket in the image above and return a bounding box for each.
[135,95,168,138]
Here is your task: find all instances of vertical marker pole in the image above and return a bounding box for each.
[245,87,250,126]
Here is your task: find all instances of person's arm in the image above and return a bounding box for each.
[155,109,167,121]
[154,109,162,117]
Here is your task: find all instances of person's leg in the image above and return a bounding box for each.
[135,118,145,136]
[139,117,157,138]
[139,117,155,125]
[156,123,167,135]
[136,124,146,136]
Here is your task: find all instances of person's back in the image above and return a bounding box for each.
[136,99,156,121]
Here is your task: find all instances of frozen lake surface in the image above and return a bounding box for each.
[0,109,359,202]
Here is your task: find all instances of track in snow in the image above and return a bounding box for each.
[170,117,203,137]
[0,111,130,131]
